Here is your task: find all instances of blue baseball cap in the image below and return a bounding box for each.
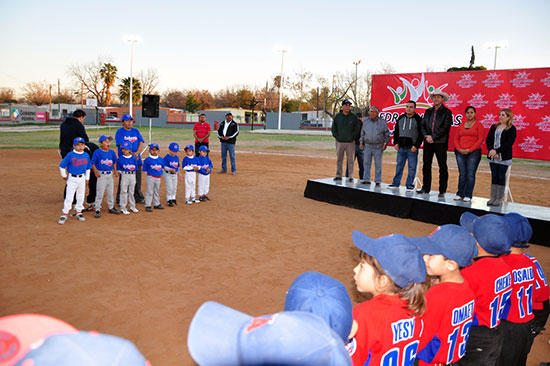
[352,231,426,288]
[149,143,160,150]
[169,142,180,152]
[502,213,532,248]
[185,144,194,151]
[121,141,132,150]
[198,145,209,152]
[284,271,353,342]
[15,331,148,366]
[187,301,351,366]
[73,137,85,145]
[410,224,478,267]
[460,213,513,255]
[99,135,112,143]
[121,113,134,122]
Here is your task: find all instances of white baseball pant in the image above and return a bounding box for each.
[94,173,115,210]
[164,171,178,201]
[197,174,210,196]
[185,171,197,201]
[145,175,161,207]
[119,172,136,211]
[62,175,86,214]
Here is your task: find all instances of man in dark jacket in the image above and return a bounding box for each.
[59,109,88,158]
[217,112,239,175]
[417,89,453,197]
[331,99,361,182]
[389,101,423,191]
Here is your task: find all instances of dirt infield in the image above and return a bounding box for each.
[1,147,549,365]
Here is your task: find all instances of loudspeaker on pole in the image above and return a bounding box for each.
[142,94,160,118]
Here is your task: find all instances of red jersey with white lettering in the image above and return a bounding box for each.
[524,253,550,310]
[461,256,513,328]
[416,281,476,365]
[502,254,536,323]
[348,294,422,366]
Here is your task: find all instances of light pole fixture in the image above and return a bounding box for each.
[486,41,508,70]
[353,59,361,113]
[276,48,288,130]
[123,35,142,115]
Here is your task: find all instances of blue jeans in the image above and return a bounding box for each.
[455,149,481,198]
[221,142,236,173]
[490,162,508,185]
[363,145,383,183]
[391,147,418,188]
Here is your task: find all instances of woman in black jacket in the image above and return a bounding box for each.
[485,108,517,206]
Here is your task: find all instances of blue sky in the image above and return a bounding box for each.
[1,0,549,94]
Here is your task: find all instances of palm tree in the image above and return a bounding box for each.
[119,77,142,105]
[100,63,117,106]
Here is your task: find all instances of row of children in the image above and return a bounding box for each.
[58,136,213,224]
[187,211,549,366]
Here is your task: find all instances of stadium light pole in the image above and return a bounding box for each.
[486,41,507,70]
[276,49,287,130]
[124,35,142,116]
[353,59,361,113]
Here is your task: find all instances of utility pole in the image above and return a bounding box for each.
[353,59,361,114]
[277,49,287,130]
[250,97,259,131]
[49,84,52,115]
[57,79,60,118]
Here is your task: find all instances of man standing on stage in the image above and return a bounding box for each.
[331,99,361,182]
[417,88,453,197]
[359,106,390,186]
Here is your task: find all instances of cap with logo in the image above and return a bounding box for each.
[185,144,194,151]
[121,113,134,122]
[149,143,160,150]
[198,145,209,152]
[284,271,353,342]
[341,99,352,106]
[352,231,426,288]
[73,137,86,145]
[169,142,180,152]
[121,141,132,150]
[99,135,113,143]
[187,301,351,366]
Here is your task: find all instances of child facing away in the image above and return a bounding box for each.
[348,231,427,366]
[117,141,139,214]
[58,137,92,224]
[182,145,200,204]
[410,224,478,365]
[163,142,181,207]
[196,145,213,201]
[91,135,120,218]
[457,213,514,366]
[142,143,165,212]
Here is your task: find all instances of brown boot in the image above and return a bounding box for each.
[487,184,497,205]
[493,185,505,206]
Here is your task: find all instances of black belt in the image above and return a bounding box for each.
[100,171,112,175]
[70,174,83,178]
[121,171,135,174]
[169,172,177,175]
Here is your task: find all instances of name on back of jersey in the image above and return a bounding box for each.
[391,318,415,344]
[495,273,512,293]
[452,300,475,326]
[513,267,534,284]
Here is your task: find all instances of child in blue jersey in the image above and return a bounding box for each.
[182,145,200,204]
[91,135,120,218]
[117,142,139,215]
[197,145,213,201]
[58,137,92,224]
[142,143,165,212]
[164,142,181,207]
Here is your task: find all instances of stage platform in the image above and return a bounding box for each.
[304,178,549,246]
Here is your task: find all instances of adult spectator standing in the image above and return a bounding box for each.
[217,112,239,175]
[115,114,145,203]
[388,101,423,191]
[193,113,211,156]
[417,88,453,197]
[359,106,390,186]
[346,112,364,181]
[331,99,361,182]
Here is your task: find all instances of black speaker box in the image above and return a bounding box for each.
[142,94,160,118]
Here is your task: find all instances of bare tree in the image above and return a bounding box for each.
[22,81,50,106]
[140,68,160,95]
[290,69,312,111]
[162,89,186,109]
[55,88,77,104]
[0,87,17,103]
[68,57,113,106]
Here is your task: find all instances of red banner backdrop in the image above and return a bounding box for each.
[371,67,550,161]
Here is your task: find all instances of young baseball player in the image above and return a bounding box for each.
[499,213,541,364]
[182,144,200,204]
[348,231,427,366]
[58,137,92,224]
[458,212,514,366]
[91,135,120,218]
[117,141,139,215]
[163,142,180,207]
[142,143,165,212]
[410,225,477,365]
[196,145,213,201]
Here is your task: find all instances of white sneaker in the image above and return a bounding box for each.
[58,215,67,225]
[121,209,130,215]
[75,213,86,222]
[463,197,471,202]
[454,195,462,201]
[130,207,139,213]
[186,200,193,205]
[193,198,200,203]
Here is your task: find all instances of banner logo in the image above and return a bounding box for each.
[482,72,504,88]
[384,73,448,111]
[481,113,498,128]
[518,136,543,153]
[446,93,463,108]
[456,74,477,88]
[541,73,550,87]
[468,93,489,108]
[494,93,517,109]
[513,114,529,130]
[11,108,20,120]
[511,72,534,88]
[536,116,550,132]
[522,93,548,110]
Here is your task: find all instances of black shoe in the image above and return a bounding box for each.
[135,199,145,204]
[416,188,429,194]
[375,183,381,187]
[108,208,121,215]
[154,204,164,210]
[199,197,205,202]
[173,200,178,205]
[348,178,354,182]
[168,201,174,207]
[146,206,152,212]
[84,205,95,212]
[203,196,210,201]
[333,177,342,181]
[94,210,101,218]
[438,192,446,198]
